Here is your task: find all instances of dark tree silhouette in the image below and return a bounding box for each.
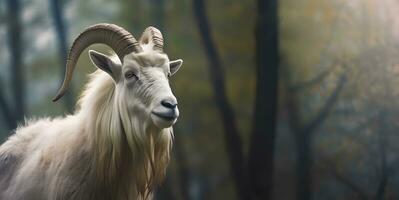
[154,176,175,200]
[126,0,145,34]
[248,0,279,199]
[49,0,74,112]
[193,0,250,199]
[1,0,24,130]
[150,0,165,32]
[318,157,368,200]
[281,6,347,197]
[7,0,24,122]
[285,68,347,200]
[173,132,191,200]
[374,112,389,200]
[0,84,16,130]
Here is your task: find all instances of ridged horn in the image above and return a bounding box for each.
[52,23,142,102]
[140,26,164,52]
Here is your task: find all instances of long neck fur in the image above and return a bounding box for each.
[76,70,173,199]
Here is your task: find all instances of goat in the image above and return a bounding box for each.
[0,23,183,200]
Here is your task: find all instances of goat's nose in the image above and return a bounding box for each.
[161,99,178,109]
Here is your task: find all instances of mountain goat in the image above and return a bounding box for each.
[0,23,183,200]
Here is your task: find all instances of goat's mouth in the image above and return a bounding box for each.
[152,112,176,121]
[151,109,179,128]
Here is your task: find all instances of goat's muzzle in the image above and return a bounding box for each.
[151,97,179,128]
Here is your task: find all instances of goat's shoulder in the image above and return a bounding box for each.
[0,143,21,194]
[0,143,18,163]
[0,118,56,158]
[0,149,19,175]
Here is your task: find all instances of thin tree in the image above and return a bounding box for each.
[318,156,368,200]
[248,0,279,199]
[49,0,74,112]
[0,85,16,130]
[173,132,191,200]
[374,112,389,200]
[0,3,14,129]
[2,0,24,130]
[7,0,24,121]
[192,0,250,199]
[150,0,165,32]
[154,176,175,200]
[285,66,347,200]
[283,4,348,198]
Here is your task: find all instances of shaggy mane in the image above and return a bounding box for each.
[78,70,173,198]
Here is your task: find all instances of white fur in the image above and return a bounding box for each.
[0,49,180,200]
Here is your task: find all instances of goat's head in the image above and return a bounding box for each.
[53,24,183,129]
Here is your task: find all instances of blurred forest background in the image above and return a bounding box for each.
[1,0,399,199]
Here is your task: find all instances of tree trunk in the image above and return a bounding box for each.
[248,0,279,199]
[7,0,24,124]
[295,132,312,200]
[375,171,388,200]
[0,86,16,130]
[285,67,346,200]
[150,0,165,32]
[154,176,175,200]
[49,0,74,112]
[192,0,250,199]
[375,113,388,200]
[173,133,191,200]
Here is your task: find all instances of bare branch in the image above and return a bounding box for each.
[303,73,347,135]
[289,66,335,92]
[330,168,368,200]
[317,159,369,200]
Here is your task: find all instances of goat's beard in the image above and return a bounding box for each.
[119,100,173,198]
[93,89,173,199]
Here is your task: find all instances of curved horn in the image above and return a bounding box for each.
[53,23,142,102]
[140,26,164,52]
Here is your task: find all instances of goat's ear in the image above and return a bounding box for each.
[89,50,120,81]
[169,59,183,76]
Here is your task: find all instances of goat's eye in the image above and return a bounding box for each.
[125,71,137,80]
[167,72,171,78]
